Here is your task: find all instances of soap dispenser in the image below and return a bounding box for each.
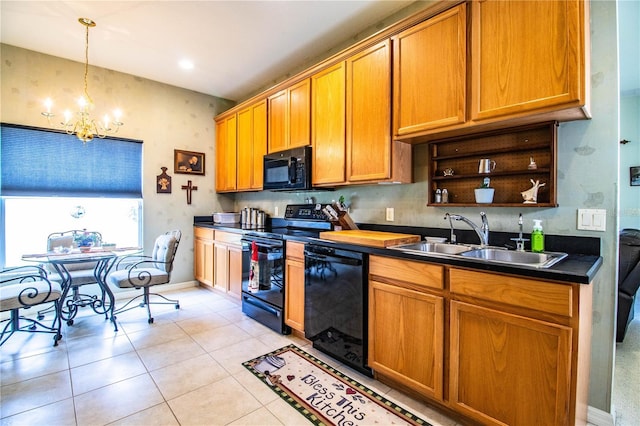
[531,219,545,253]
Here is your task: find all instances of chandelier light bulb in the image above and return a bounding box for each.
[40,17,124,143]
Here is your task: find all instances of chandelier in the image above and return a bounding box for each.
[41,18,123,142]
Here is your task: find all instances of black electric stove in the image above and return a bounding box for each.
[240,204,333,334]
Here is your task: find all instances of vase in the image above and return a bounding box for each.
[474,188,495,204]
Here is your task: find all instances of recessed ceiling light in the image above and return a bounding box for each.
[179,59,194,70]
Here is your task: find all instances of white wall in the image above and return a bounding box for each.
[0,43,235,285]
[619,95,640,230]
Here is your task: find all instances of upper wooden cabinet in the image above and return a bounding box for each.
[215,114,237,192]
[237,100,267,191]
[311,62,346,185]
[312,40,411,187]
[348,40,411,184]
[268,78,311,153]
[470,0,589,122]
[393,4,467,137]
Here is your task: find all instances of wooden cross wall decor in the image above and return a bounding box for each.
[181,180,198,205]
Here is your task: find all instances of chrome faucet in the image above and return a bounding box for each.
[511,213,529,251]
[445,212,489,247]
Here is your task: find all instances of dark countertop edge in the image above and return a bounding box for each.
[194,221,602,285]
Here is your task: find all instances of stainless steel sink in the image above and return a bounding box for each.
[460,248,568,268]
[389,242,473,255]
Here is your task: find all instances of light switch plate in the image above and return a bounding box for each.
[577,209,606,231]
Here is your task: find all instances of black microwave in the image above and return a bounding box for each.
[263,146,312,191]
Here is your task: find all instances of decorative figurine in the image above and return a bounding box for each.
[443,168,454,176]
[521,179,546,204]
[528,157,538,170]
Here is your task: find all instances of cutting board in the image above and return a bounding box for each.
[319,230,420,248]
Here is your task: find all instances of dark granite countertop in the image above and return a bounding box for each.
[194,218,602,285]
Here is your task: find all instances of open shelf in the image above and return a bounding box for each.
[428,122,558,207]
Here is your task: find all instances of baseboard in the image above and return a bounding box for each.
[587,405,615,426]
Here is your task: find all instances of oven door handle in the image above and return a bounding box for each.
[305,252,363,267]
[242,240,282,250]
[243,295,281,317]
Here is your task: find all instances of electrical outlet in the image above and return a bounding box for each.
[274,206,279,217]
[386,207,394,222]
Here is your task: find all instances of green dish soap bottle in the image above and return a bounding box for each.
[531,219,545,253]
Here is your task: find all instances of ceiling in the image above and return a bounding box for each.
[1,1,638,103]
[0,0,414,102]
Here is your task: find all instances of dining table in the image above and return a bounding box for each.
[21,247,141,332]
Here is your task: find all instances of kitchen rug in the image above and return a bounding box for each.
[243,344,431,426]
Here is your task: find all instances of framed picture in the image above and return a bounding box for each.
[631,166,640,186]
[174,150,205,175]
[156,166,172,193]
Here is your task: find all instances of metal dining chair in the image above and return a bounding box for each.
[107,230,181,324]
[0,265,63,346]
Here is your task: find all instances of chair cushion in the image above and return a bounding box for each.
[49,269,98,286]
[152,235,178,272]
[108,268,170,288]
[0,280,62,311]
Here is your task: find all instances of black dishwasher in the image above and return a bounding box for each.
[304,243,372,377]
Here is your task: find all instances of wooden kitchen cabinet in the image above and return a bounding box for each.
[213,231,243,299]
[284,241,305,332]
[237,100,267,191]
[215,114,237,192]
[194,227,214,287]
[311,40,411,187]
[268,78,310,153]
[393,4,466,137]
[368,255,444,400]
[311,62,346,185]
[428,122,557,206]
[470,0,589,122]
[448,268,592,425]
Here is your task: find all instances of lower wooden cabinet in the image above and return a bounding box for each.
[449,300,572,425]
[194,227,214,287]
[368,257,592,426]
[368,255,444,400]
[213,231,242,299]
[284,241,305,332]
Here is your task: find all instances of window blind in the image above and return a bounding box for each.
[1,123,142,198]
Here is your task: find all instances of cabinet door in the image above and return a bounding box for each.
[312,62,346,185]
[194,228,214,287]
[288,79,311,148]
[347,40,392,182]
[268,89,287,153]
[215,115,237,192]
[228,244,243,299]
[213,242,229,293]
[449,301,572,425]
[369,280,444,400]
[252,100,267,189]
[237,100,267,191]
[471,0,585,121]
[393,4,466,136]
[285,258,305,332]
[236,106,253,191]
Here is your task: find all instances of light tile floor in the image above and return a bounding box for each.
[1,286,460,426]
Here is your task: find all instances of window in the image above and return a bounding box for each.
[0,124,143,268]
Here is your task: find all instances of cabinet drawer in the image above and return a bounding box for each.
[286,241,305,260]
[449,268,573,317]
[194,227,214,240]
[370,255,443,290]
[215,230,242,244]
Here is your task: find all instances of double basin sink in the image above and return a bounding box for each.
[389,241,568,269]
